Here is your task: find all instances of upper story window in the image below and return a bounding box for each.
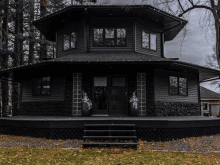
[63,32,76,51]
[33,77,51,96]
[142,31,157,51]
[94,28,126,46]
[169,76,187,96]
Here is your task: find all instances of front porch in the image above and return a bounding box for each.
[0,115,220,141]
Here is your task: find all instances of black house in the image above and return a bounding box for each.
[1,5,220,118]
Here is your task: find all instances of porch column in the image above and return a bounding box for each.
[72,73,82,116]
[137,73,146,116]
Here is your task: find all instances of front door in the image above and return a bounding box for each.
[109,76,128,116]
[92,76,128,116]
[93,77,108,115]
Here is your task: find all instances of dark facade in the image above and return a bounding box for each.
[1,5,219,118]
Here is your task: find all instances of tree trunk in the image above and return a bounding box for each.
[28,0,34,64]
[217,1,220,68]
[2,0,8,69]
[40,0,47,60]
[19,0,24,66]
[14,0,23,66]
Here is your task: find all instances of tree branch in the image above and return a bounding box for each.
[188,0,194,7]
[178,5,214,17]
[177,0,184,12]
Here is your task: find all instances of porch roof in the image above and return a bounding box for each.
[0,52,219,82]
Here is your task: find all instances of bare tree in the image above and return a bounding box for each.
[205,45,220,88]
[153,0,220,69]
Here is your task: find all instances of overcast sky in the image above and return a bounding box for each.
[100,0,219,92]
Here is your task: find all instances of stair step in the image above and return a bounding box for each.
[83,136,137,139]
[83,142,138,146]
[85,124,135,127]
[84,130,136,132]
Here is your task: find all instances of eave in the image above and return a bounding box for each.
[33,5,187,42]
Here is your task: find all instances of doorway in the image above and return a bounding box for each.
[92,76,128,116]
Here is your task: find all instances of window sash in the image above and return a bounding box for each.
[33,78,41,96]
[169,76,188,96]
[142,31,157,51]
[179,77,187,96]
[33,77,51,96]
[63,32,76,50]
[142,31,149,49]
[150,34,157,50]
[169,76,178,95]
[94,28,127,46]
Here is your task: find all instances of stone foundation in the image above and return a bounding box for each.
[154,102,201,116]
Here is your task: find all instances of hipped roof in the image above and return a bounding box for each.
[33,5,187,42]
[200,86,220,100]
[0,51,219,82]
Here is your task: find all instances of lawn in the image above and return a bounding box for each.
[0,147,219,165]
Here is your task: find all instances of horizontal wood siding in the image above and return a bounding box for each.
[57,20,85,58]
[89,17,134,52]
[22,77,65,102]
[154,69,199,103]
[135,19,162,57]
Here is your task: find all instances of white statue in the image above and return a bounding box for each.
[82,92,92,110]
[129,91,139,109]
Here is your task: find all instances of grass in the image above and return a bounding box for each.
[0,147,220,165]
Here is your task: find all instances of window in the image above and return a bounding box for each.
[63,32,76,51]
[142,31,157,50]
[33,77,50,95]
[94,28,126,46]
[202,103,209,110]
[169,76,187,96]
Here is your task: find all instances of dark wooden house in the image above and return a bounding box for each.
[1,5,220,118]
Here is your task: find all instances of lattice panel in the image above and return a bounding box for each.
[72,73,82,116]
[137,73,146,116]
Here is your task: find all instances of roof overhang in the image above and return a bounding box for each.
[170,61,220,83]
[0,60,219,83]
[33,5,187,42]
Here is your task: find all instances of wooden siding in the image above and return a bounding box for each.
[135,19,162,57]
[154,69,199,103]
[56,20,85,58]
[89,17,134,52]
[22,77,65,102]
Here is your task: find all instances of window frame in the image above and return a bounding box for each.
[93,27,127,47]
[63,31,77,51]
[168,75,188,96]
[32,76,51,96]
[142,30,157,51]
[201,102,209,111]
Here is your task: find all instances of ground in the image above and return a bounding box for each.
[0,134,220,152]
[1,134,220,164]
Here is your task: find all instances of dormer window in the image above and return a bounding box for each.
[94,28,126,46]
[142,31,157,51]
[63,32,76,51]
